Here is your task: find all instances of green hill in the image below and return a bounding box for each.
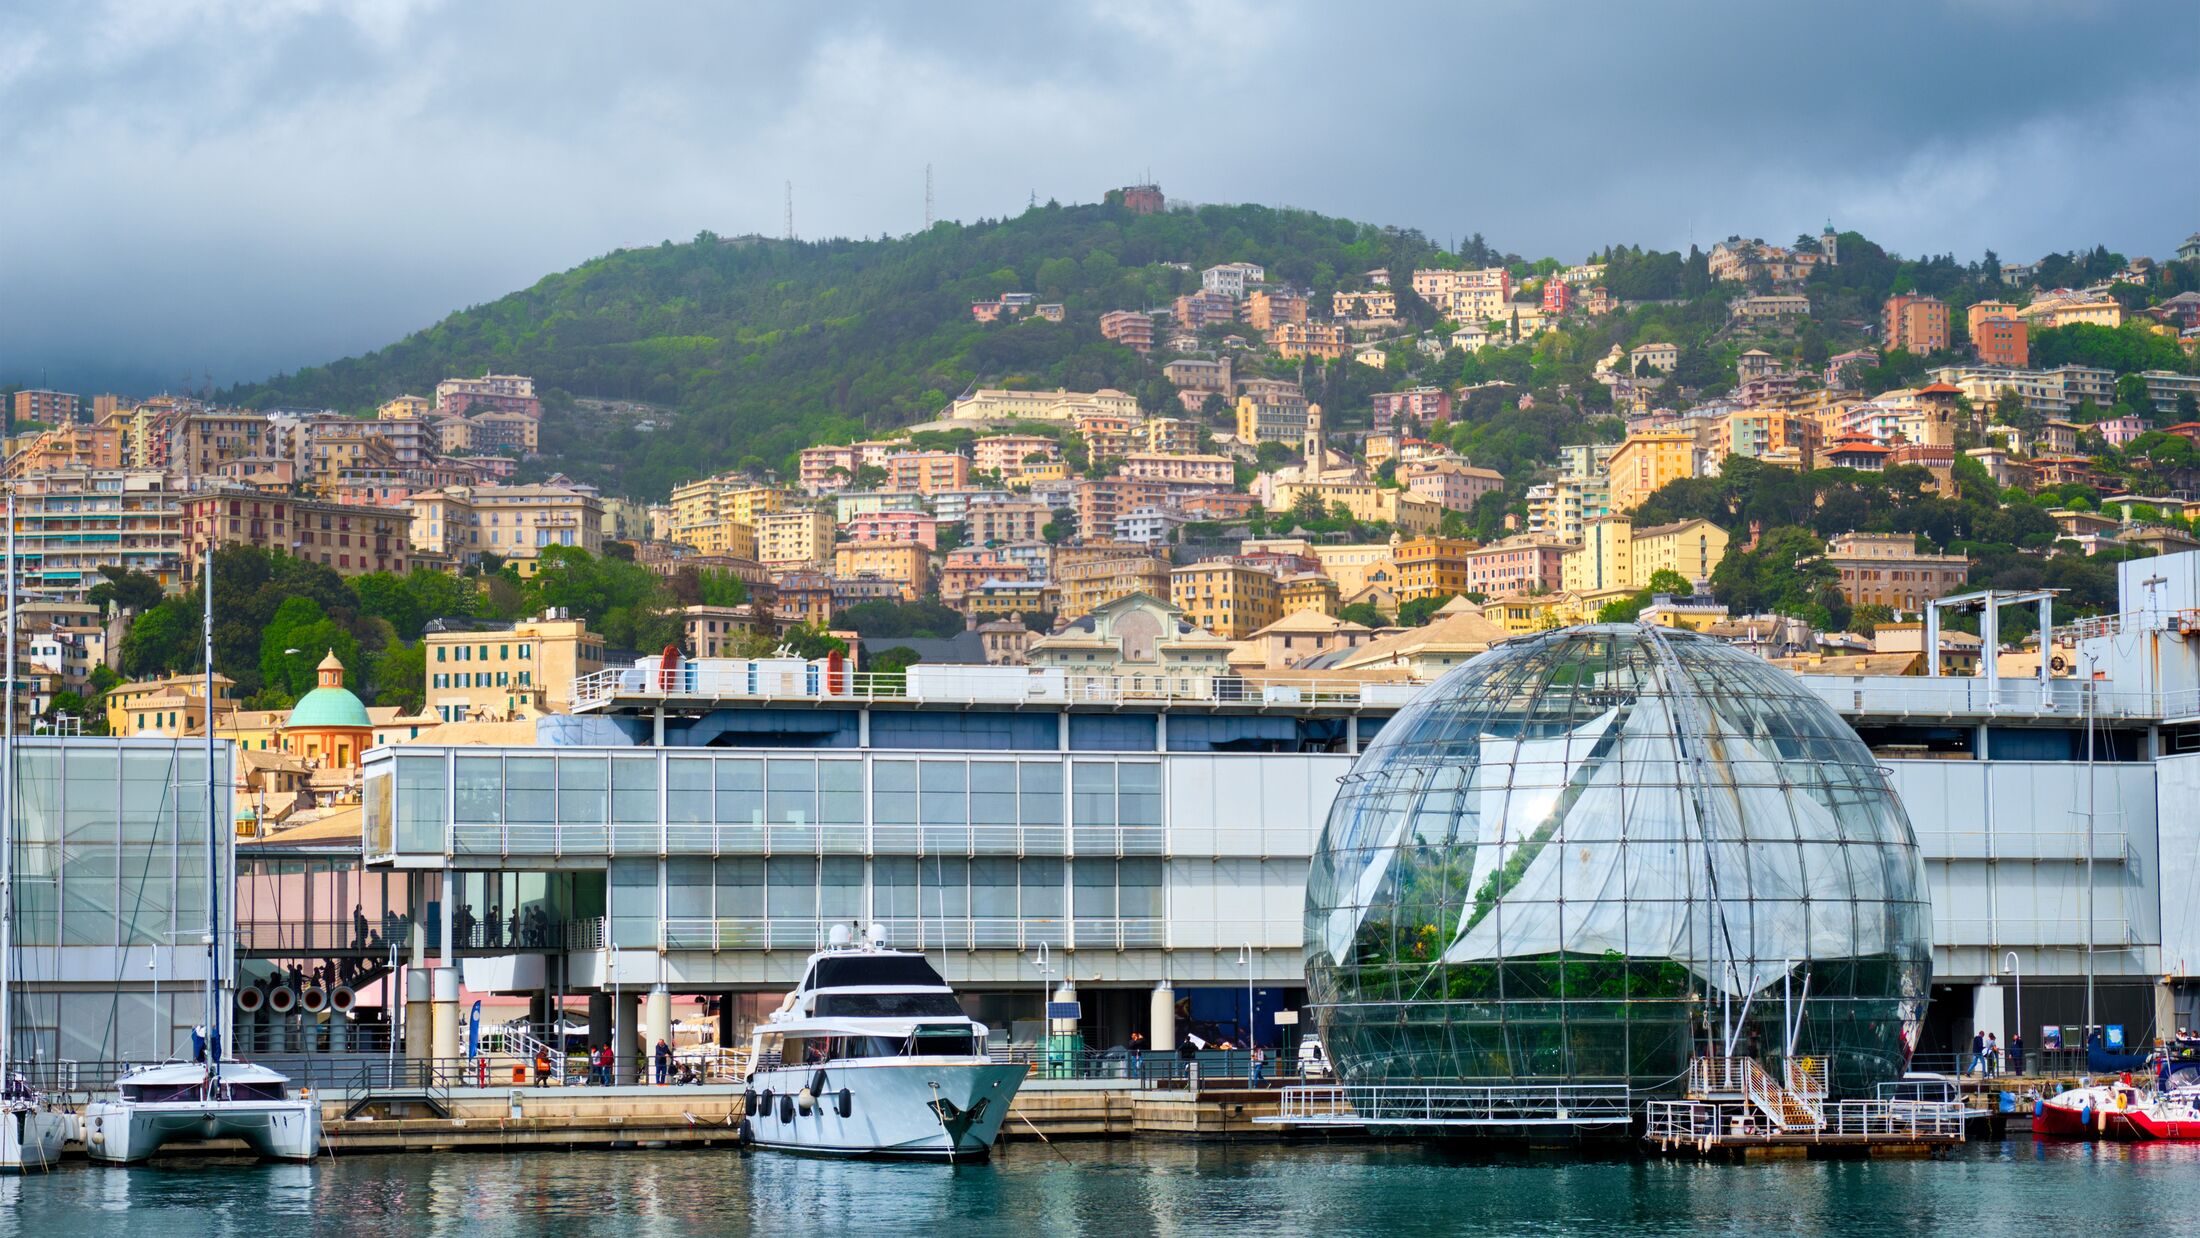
[230,198,1462,499]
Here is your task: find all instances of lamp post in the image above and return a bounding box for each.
[1237,942,1254,1066]
[1030,942,1054,1068]
[2002,950,2023,1072]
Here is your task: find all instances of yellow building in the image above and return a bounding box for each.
[1281,573,1341,616]
[1170,561,1282,640]
[218,708,289,753]
[1484,591,1586,633]
[834,541,931,600]
[757,508,837,567]
[1392,536,1480,602]
[1300,543,1399,596]
[407,483,605,565]
[1560,516,1729,595]
[1142,417,1202,455]
[425,616,607,722]
[1605,432,1700,513]
[1236,392,1310,445]
[108,673,241,736]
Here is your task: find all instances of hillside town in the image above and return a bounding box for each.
[4,195,2200,832]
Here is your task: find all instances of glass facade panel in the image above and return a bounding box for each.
[1302,626,1931,1098]
[766,759,816,824]
[667,758,712,824]
[609,858,657,948]
[557,755,609,823]
[716,758,764,825]
[454,755,501,824]
[398,754,449,851]
[503,757,553,825]
[611,756,659,824]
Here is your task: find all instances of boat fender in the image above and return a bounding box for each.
[738,1117,753,1147]
[837,1089,852,1119]
[809,1070,828,1098]
[797,1087,815,1114]
[759,1088,773,1113]
[779,1095,795,1123]
[743,1090,757,1116]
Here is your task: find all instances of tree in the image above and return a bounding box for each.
[370,641,427,713]
[833,599,963,640]
[87,566,164,615]
[119,598,199,679]
[1337,602,1387,628]
[260,596,363,701]
[1646,569,1691,596]
[865,646,923,692]
[1396,593,1460,627]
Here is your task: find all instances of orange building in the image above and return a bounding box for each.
[281,651,373,772]
[1973,316,2028,368]
[1882,295,1950,354]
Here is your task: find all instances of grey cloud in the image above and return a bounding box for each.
[1,0,2193,389]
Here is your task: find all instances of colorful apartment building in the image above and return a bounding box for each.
[1883,295,1950,353]
[1169,561,1282,640]
[182,490,411,581]
[1606,432,1700,513]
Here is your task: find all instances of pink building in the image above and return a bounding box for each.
[2098,415,2149,448]
[1371,387,1453,432]
[799,444,859,493]
[1099,310,1155,353]
[841,509,941,549]
[1541,281,1575,314]
[973,434,1059,475]
[1403,460,1505,511]
[1463,538,1569,596]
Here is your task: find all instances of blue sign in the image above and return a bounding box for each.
[1045,1001,1082,1020]
[2106,1024,2126,1052]
[466,1000,482,1058]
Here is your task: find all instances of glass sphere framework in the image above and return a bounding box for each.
[1303,625,1930,1098]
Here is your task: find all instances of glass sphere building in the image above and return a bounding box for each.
[1304,625,1930,1099]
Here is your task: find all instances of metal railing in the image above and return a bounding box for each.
[237,919,415,954]
[571,664,1421,712]
[640,916,1291,954]
[1646,1097,1965,1142]
[1272,1083,1634,1126]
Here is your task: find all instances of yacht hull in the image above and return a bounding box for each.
[0,1108,69,1173]
[82,1098,322,1164]
[745,1060,1026,1159]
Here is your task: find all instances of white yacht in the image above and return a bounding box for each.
[1,498,70,1173]
[744,926,1026,1160]
[81,547,322,1165]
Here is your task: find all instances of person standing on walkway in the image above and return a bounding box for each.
[654,1039,672,1086]
[1178,1033,1200,1089]
[1128,1031,1145,1079]
[1249,1043,1268,1089]
[1985,1033,2001,1077]
[2010,1031,2024,1076]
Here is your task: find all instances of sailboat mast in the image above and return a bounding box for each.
[2,494,17,1083]
[203,545,220,1083]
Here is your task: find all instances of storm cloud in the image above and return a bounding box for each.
[2,0,2193,390]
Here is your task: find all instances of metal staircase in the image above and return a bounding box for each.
[1687,1056,1823,1132]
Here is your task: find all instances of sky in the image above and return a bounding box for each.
[3,0,2195,392]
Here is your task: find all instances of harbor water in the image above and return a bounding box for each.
[7,1139,2200,1235]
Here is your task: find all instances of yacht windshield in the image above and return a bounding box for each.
[812,992,964,1018]
[809,955,949,990]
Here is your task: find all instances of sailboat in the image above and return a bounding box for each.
[81,546,322,1164]
[1,494,69,1172]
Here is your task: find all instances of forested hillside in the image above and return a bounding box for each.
[230,199,1462,498]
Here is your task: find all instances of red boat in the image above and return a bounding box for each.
[2036,1084,2148,1140]
[2127,1091,2200,1140]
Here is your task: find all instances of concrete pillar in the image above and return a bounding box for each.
[430,966,463,1065]
[643,985,673,1081]
[587,990,611,1053]
[1150,981,1176,1054]
[404,967,432,1062]
[614,992,642,1085]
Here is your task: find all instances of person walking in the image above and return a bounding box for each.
[535,1048,553,1086]
[1967,1030,1987,1076]
[654,1038,672,1086]
[1128,1031,1146,1079]
[1249,1043,1268,1089]
[1985,1032,2001,1078]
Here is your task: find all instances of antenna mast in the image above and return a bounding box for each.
[784,182,794,242]
[924,164,934,230]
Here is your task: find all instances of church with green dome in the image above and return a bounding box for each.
[282,650,373,772]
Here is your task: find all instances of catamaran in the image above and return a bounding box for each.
[80,546,322,1164]
[1,495,69,1172]
[742,924,1025,1160]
